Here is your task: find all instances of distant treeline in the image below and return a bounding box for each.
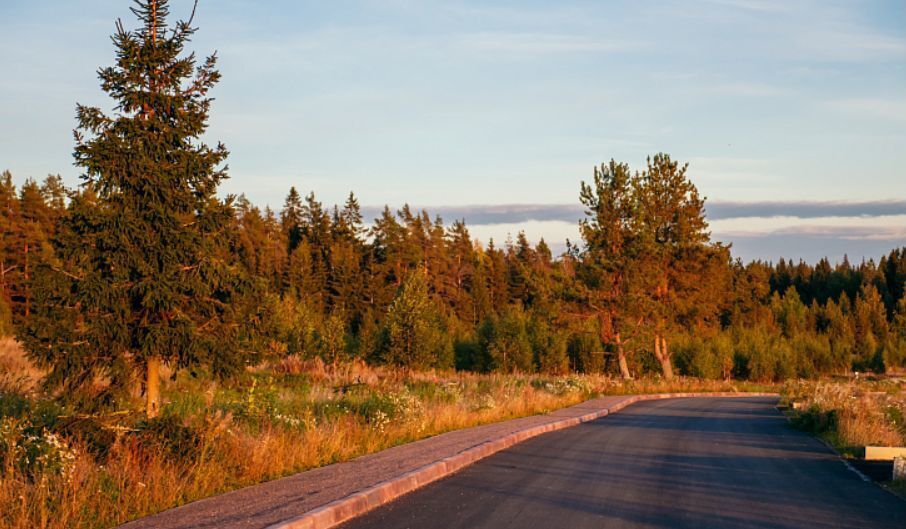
[1,0,904,417]
[2,168,904,386]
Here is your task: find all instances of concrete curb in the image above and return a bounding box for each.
[267,391,777,529]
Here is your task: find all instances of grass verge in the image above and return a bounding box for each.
[781,376,906,493]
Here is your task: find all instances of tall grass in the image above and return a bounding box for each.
[1,345,770,529]
[782,378,906,450]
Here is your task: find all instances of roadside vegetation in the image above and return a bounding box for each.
[782,376,906,493]
[783,377,906,450]
[0,340,770,529]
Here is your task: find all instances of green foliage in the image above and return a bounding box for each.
[137,414,202,461]
[381,273,452,369]
[0,416,76,480]
[532,322,569,374]
[790,404,839,437]
[567,333,605,374]
[480,305,534,372]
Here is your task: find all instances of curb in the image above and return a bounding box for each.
[267,391,777,529]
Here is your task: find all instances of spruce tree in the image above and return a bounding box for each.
[21,0,246,417]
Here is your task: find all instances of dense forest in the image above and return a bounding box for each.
[2,168,905,388]
[1,0,905,417]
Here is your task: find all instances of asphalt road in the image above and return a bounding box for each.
[339,396,906,529]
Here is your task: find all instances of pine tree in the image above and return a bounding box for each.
[281,186,304,253]
[634,154,714,379]
[0,171,22,316]
[21,0,247,417]
[578,160,638,379]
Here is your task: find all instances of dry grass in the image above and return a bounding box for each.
[782,377,906,450]
[0,338,43,394]
[0,349,773,529]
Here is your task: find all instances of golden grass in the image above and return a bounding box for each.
[782,378,906,450]
[0,338,43,394]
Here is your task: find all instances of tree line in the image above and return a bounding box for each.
[1,1,904,416]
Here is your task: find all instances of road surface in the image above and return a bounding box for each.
[339,396,905,529]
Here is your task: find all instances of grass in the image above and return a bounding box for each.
[0,341,773,529]
[781,376,906,492]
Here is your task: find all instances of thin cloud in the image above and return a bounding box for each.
[454,32,640,56]
[705,0,793,13]
[721,224,906,241]
[704,82,785,97]
[362,201,906,225]
[705,201,906,220]
[824,98,906,123]
[361,204,584,225]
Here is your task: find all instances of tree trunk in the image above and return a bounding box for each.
[24,242,29,317]
[615,332,631,379]
[146,356,161,418]
[656,334,674,379]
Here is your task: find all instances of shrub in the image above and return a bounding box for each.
[136,414,202,461]
[0,417,77,480]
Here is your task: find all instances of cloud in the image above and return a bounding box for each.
[715,222,906,241]
[360,204,585,225]
[704,201,906,220]
[703,82,785,97]
[361,200,906,226]
[705,0,793,13]
[453,32,640,56]
[727,233,903,264]
[795,23,906,63]
[823,98,906,123]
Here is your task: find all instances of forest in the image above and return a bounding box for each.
[2,164,905,409]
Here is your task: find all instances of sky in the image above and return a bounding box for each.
[1,0,904,263]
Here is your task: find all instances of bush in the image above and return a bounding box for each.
[382,274,453,369]
[453,338,486,372]
[480,306,533,372]
[567,333,604,374]
[530,318,569,374]
[136,414,202,461]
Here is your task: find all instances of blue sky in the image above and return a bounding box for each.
[1,0,904,262]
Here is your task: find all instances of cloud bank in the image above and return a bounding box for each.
[362,200,906,225]
[360,200,906,263]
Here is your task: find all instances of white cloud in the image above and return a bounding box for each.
[703,82,785,97]
[795,24,906,63]
[710,214,906,239]
[704,0,794,13]
[823,98,906,123]
[453,32,640,56]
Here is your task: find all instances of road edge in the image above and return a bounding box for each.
[267,391,777,529]
[775,405,906,502]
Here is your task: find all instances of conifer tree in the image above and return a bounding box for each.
[382,273,451,369]
[578,160,638,379]
[634,154,712,379]
[21,0,246,417]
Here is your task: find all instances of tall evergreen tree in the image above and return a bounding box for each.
[21,0,246,417]
[634,154,713,379]
[578,160,639,379]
